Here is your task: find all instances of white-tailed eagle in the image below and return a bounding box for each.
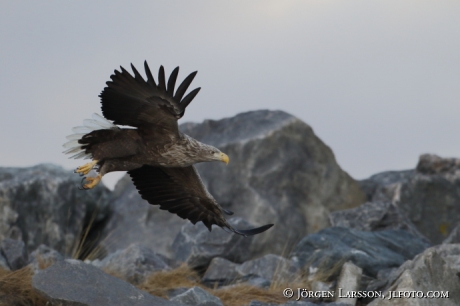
[63,62,273,236]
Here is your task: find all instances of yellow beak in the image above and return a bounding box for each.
[220,152,230,165]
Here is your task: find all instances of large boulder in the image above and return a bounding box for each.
[329,201,428,241]
[360,154,460,244]
[32,260,179,306]
[0,164,111,256]
[181,110,366,257]
[368,244,460,306]
[372,244,460,292]
[290,227,430,278]
[99,110,365,258]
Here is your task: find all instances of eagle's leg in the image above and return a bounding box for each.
[74,160,99,176]
[80,173,102,190]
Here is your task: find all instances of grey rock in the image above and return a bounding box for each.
[416,153,460,174]
[29,244,64,272]
[32,259,179,306]
[236,254,299,283]
[91,243,170,284]
[367,245,460,293]
[329,201,427,241]
[202,257,240,284]
[368,245,460,306]
[335,261,362,305]
[170,286,223,306]
[381,244,460,290]
[0,164,111,256]
[181,110,366,257]
[359,170,414,202]
[0,238,28,270]
[173,217,255,268]
[290,227,430,278]
[360,154,460,244]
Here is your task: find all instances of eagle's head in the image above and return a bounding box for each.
[200,144,229,165]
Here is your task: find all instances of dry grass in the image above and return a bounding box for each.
[138,264,202,298]
[70,206,108,261]
[0,266,49,306]
[136,262,329,306]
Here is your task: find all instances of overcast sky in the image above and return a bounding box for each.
[1,1,459,189]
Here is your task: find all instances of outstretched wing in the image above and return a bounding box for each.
[99,61,201,139]
[128,165,274,236]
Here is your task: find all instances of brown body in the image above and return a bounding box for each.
[83,128,221,175]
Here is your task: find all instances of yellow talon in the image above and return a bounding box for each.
[75,160,99,176]
[81,174,102,190]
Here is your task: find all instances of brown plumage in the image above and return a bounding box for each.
[63,62,273,236]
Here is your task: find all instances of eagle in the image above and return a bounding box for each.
[63,61,273,236]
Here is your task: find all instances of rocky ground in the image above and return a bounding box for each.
[0,110,459,306]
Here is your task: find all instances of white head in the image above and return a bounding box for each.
[199,143,229,164]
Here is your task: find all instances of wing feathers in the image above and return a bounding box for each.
[130,63,144,82]
[167,67,179,96]
[180,87,201,111]
[144,61,157,87]
[100,62,200,131]
[158,66,166,91]
[128,165,273,237]
[174,71,198,103]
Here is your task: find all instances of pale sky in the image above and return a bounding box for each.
[1,1,459,189]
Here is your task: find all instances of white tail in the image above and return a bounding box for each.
[63,113,117,159]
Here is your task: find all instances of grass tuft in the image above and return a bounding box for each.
[138,264,201,298]
[0,266,49,306]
